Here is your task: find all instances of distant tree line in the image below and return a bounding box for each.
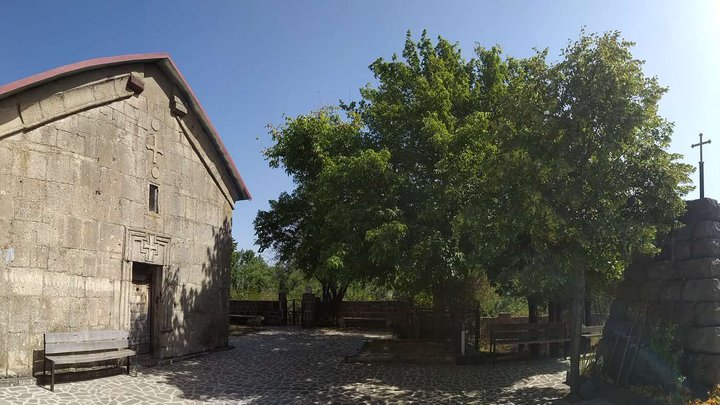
[229,244,396,302]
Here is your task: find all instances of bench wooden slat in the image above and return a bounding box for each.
[45,330,129,344]
[44,330,135,391]
[492,337,569,344]
[492,331,566,337]
[493,334,567,339]
[490,322,568,366]
[489,323,564,332]
[492,328,565,334]
[46,349,136,365]
[45,339,130,354]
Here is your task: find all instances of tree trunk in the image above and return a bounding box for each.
[548,299,566,356]
[569,267,586,397]
[584,282,592,325]
[528,299,539,323]
[319,281,347,326]
[320,281,347,303]
[548,300,558,356]
[528,297,540,357]
[335,285,347,302]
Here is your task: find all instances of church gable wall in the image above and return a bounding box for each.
[0,64,234,377]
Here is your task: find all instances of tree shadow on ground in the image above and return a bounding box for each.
[144,217,568,403]
[149,327,569,404]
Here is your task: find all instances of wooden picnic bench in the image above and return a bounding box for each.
[44,330,136,391]
[489,322,569,365]
[229,314,265,326]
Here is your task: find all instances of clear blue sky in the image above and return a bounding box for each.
[2,1,718,254]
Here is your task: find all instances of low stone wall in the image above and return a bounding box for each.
[316,300,412,329]
[231,298,482,341]
[229,299,413,328]
[229,300,282,325]
[335,301,411,322]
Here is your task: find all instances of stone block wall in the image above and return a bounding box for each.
[602,199,720,387]
[0,62,237,377]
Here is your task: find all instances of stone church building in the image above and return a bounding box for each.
[0,54,250,377]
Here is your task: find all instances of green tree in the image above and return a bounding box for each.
[255,111,399,302]
[349,32,512,310]
[256,33,692,397]
[230,246,275,300]
[488,31,693,395]
[257,32,515,308]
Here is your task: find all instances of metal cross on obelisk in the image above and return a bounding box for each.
[692,133,711,198]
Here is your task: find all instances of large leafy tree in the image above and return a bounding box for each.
[256,31,692,394]
[351,33,514,310]
[255,111,399,301]
[487,31,693,394]
[256,32,513,307]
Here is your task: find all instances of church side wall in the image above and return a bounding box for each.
[0,65,234,377]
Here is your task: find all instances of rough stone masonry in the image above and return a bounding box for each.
[600,198,720,388]
[0,54,250,378]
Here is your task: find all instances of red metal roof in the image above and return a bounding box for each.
[0,53,251,201]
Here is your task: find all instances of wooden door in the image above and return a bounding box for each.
[130,281,152,354]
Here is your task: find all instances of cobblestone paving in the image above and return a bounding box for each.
[0,328,570,404]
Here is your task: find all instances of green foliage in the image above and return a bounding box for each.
[256,29,693,313]
[512,31,693,394]
[650,320,683,373]
[353,33,512,310]
[475,271,528,316]
[628,384,686,405]
[230,246,275,300]
[344,282,395,301]
[483,30,694,301]
[229,242,395,301]
[229,241,313,300]
[255,109,398,301]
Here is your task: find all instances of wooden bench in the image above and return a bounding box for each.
[581,324,604,353]
[44,330,136,391]
[489,322,569,365]
[338,317,390,329]
[229,315,264,326]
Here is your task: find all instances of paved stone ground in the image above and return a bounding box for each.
[0,328,571,404]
